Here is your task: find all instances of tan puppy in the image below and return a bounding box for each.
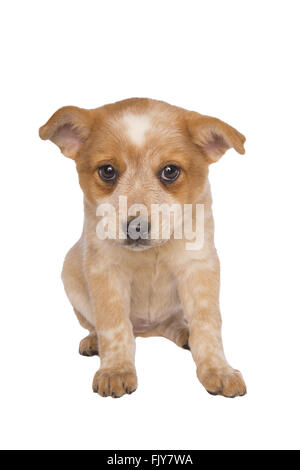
[39,98,246,398]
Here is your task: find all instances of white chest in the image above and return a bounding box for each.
[130,260,181,331]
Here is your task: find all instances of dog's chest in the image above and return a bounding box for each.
[130,259,181,332]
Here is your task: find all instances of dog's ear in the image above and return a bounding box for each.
[186,112,246,163]
[39,106,92,159]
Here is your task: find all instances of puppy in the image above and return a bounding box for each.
[39,98,246,398]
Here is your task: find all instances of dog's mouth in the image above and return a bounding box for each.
[124,241,152,251]
[123,239,154,251]
[123,238,168,251]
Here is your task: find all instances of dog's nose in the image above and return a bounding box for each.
[124,217,151,241]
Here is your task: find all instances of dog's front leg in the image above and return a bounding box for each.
[177,264,246,398]
[88,271,137,398]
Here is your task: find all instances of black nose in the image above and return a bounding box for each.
[124,217,151,241]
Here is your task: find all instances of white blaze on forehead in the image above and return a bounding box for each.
[121,113,152,146]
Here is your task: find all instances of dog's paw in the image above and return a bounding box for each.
[198,367,246,398]
[92,368,137,398]
[79,334,98,357]
[167,323,189,349]
[178,327,190,350]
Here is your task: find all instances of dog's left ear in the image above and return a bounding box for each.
[39,106,92,159]
[186,112,246,163]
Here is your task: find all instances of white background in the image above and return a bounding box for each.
[1,0,299,450]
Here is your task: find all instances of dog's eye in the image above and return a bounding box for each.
[160,165,181,183]
[98,165,118,182]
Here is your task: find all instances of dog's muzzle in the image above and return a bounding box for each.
[123,217,151,248]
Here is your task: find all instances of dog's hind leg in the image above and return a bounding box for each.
[62,241,98,357]
[74,309,99,357]
[136,314,190,349]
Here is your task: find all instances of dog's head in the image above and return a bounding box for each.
[40,98,245,250]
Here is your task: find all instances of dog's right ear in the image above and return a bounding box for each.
[39,106,92,159]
